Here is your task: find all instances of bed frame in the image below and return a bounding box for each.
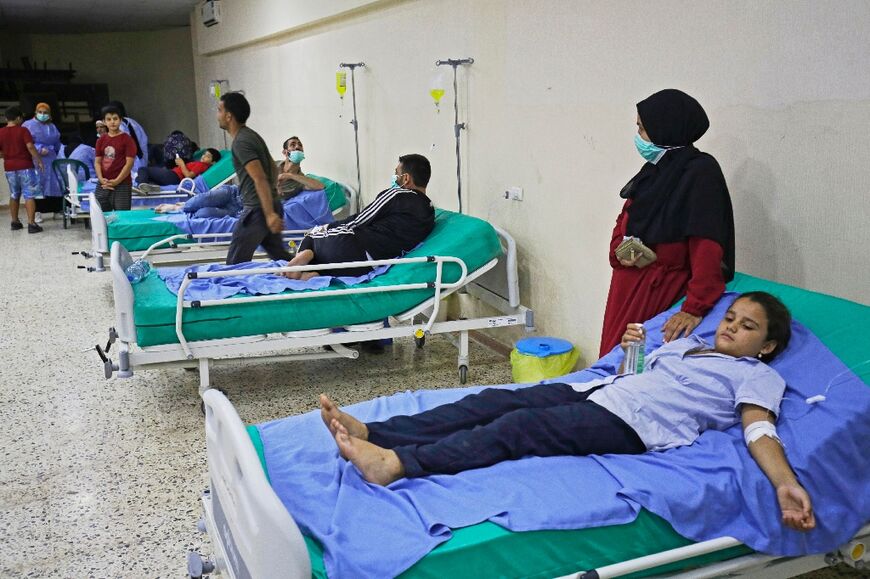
[97,225,533,391]
[75,179,357,271]
[191,387,869,579]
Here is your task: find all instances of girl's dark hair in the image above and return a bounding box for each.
[738,291,792,362]
[205,148,222,163]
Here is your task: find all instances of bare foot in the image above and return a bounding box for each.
[282,249,315,280]
[300,271,320,281]
[332,420,404,486]
[320,394,368,439]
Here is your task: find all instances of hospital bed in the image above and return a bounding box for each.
[189,273,870,578]
[62,149,235,229]
[77,174,355,271]
[97,209,533,390]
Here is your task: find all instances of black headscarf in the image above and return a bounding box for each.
[621,89,735,281]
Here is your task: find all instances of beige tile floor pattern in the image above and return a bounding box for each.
[0,215,860,578]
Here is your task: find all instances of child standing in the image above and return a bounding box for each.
[94,105,137,211]
[0,106,45,233]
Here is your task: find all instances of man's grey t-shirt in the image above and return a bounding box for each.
[275,160,304,200]
[231,126,277,208]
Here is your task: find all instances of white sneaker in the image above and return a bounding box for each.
[34,212,44,223]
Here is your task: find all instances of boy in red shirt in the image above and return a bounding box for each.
[0,106,45,233]
[135,148,222,191]
[94,105,137,211]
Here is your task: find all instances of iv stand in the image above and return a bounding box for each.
[339,62,365,211]
[435,57,474,213]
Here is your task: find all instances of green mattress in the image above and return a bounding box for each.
[247,273,868,578]
[133,210,501,347]
[107,177,349,252]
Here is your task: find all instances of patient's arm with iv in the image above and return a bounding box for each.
[741,404,815,532]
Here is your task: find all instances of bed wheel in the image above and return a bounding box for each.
[415,335,426,349]
[459,365,468,384]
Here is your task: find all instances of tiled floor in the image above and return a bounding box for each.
[0,215,861,578]
[0,216,514,577]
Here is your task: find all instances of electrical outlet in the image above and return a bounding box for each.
[504,186,523,201]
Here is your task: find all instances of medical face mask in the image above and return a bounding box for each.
[36,113,50,122]
[288,150,305,164]
[390,174,400,188]
[634,133,667,164]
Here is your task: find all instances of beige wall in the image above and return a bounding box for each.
[190,0,870,363]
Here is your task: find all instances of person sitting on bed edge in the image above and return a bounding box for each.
[281,153,435,280]
[320,291,816,532]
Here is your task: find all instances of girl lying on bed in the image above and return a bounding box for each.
[320,291,816,532]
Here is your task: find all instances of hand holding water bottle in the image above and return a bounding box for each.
[620,323,645,351]
[620,323,645,374]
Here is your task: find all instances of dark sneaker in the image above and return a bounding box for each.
[10,221,23,231]
[28,223,43,234]
[138,183,163,194]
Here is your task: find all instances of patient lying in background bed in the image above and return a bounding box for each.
[153,184,242,218]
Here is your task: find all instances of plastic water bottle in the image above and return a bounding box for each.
[125,259,152,284]
[624,324,645,374]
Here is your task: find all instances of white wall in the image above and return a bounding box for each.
[190,0,870,364]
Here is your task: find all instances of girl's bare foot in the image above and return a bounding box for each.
[320,394,368,439]
[332,420,404,486]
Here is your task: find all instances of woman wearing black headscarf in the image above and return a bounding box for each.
[599,89,735,356]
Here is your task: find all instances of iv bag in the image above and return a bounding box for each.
[430,69,448,111]
[336,70,347,98]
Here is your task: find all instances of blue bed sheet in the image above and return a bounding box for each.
[158,261,390,301]
[152,188,333,236]
[257,292,870,578]
[80,189,189,211]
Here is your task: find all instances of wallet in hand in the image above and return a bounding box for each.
[615,236,657,267]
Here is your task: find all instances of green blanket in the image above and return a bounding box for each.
[133,210,501,347]
[108,209,185,252]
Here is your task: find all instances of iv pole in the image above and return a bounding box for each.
[339,62,365,211]
[435,57,473,214]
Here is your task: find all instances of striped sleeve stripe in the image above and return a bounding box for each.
[309,226,355,239]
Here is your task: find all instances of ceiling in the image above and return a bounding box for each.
[0,0,201,33]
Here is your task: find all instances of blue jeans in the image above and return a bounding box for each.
[5,168,42,200]
[183,184,243,217]
[367,383,646,478]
